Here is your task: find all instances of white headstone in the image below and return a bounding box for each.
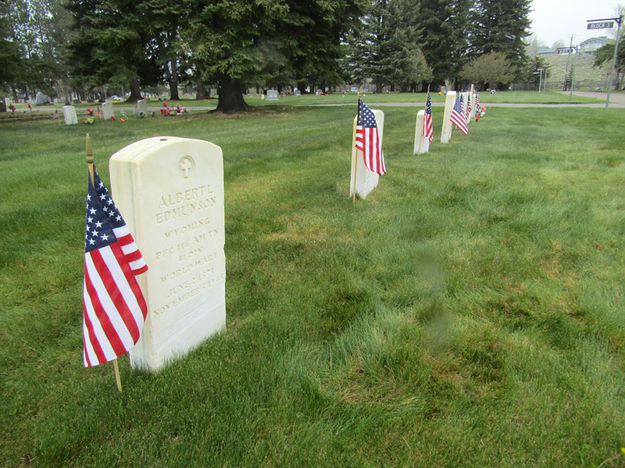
[102,102,114,120]
[109,136,226,371]
[440,91,456,144]
[294,88,301,96]
[266,90,279,101]
[350,109,384,199]
[63,105,78,125]
[34,91,50,106]
[4,97,9,109]
[414,110,429,155]
[137,99,148,114]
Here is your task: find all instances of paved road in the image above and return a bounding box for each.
[10,94,625,116]
[315,101,625,108]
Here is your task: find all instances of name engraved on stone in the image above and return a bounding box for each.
[156,184,217,224]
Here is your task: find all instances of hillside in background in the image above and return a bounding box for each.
[536,53,612,91]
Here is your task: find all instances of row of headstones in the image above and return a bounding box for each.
[99,89,478,371]
[63,100,150,125]
[263,88,301,101]
[351,86,479,200]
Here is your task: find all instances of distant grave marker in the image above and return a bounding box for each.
[109,136,226,371]
[63,105,78,125]
[34,92,50,106]
[266,90,279,101]
[137,99,148,114]
[102,102,114,120]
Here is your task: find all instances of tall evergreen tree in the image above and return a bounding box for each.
[187,0,364,112]
[66,0,161,101]
[416,0,472,87]
[469,0,531,75]
[139,0,186,100]
[344,0,431,92]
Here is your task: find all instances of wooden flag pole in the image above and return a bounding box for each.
[85,133,122,393]
[352,87,363,205]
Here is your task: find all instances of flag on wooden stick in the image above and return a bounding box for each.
[423,92,434,142]
[450,95,469,136]
[82,166,148,367]
[355,98,386,175]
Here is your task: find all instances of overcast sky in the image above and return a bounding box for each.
[529,0,622,46]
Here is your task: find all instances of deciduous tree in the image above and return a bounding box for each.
[460,51,514,89]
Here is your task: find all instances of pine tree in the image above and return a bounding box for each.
[416,0,472,87]
[469,0,532,76]
[187,0,365,112]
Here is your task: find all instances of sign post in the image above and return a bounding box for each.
[587,16,623,109]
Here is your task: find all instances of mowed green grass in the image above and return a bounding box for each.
[1,104,625,466]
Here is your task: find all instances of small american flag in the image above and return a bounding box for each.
[475,93,481,116]
[450,95,469,135]
[83,167,148,367]
[466,95,472,120]
[355,98,386,175]
[423,92,434,142]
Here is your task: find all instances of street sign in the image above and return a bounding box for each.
[557,47,573,54]
[587,21,614,29]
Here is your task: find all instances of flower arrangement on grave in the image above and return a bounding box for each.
[160,102,171,116]
[9,103,16,113]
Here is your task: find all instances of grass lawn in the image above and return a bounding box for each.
[1,104,625,466]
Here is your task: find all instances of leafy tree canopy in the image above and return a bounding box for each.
[460,51,514,89]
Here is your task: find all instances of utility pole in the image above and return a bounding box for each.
[587,15,623,109]
[563,36,573,91]
[569,45,578,100]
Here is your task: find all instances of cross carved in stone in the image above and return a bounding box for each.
[179,157,192,178]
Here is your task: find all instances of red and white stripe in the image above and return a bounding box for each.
[424,114,433,142]
[114,224,148,274]
[355,126,386,175]
[83,242,147,367]
[451,109,468,135]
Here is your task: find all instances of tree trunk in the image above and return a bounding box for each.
[196,81,209,100]
[167,60,180,100]
[0,97,6,113]
[375,80,383,93]
[216,74,247,113]
[128,78,142,102]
